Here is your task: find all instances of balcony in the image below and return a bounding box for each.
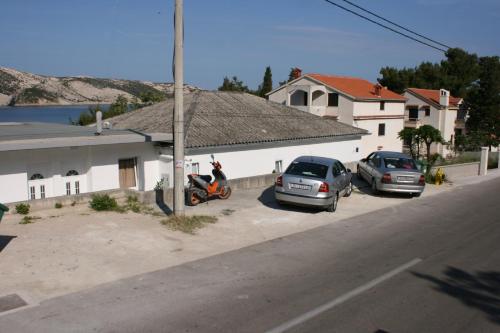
[404,118,422,128]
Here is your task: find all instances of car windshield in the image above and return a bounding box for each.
[285,161,329,179]
[383,157,417,170]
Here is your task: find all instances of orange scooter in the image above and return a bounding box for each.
[186,159,232,206]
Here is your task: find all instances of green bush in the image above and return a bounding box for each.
[126,195,141,213]
[19,215,41,224]
[89,194,118,211]
[55,202,63,209]
[161,215,218,234]
[15,203,30,215]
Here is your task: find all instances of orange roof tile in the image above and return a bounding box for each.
[407,88,462,108]
[307,74,406,101]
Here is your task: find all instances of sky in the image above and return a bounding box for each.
[1,0,499,90]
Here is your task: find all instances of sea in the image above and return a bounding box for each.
[0,105,110,124]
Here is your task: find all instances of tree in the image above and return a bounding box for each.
[440,48,480,98]
[416,125,445,161]
[258,66,273,97]
[106,95,128,117]
[218,76,250,92]
[279,67,301,86]
[464,56,500,149]
[398,127,420,159]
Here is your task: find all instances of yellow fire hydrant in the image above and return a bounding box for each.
[434,167,445,185]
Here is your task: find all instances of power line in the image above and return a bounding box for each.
[339,0,452,49]
[322,0,448,53]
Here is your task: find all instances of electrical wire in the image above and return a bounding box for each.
[339,0,451,49]
[322,0,448,53]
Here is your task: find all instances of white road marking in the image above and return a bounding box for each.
[265,258,422,333]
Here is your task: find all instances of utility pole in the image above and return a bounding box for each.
[173,0,185,216]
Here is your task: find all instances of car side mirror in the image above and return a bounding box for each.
[347,168,352,173]
[361,158,366,162]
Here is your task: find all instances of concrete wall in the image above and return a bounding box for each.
[0,142,160,204]
[159,139,363,188]
[431,162,480,181]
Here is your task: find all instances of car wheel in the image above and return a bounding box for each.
[344,181,352,197]
[326,193,338,213]
[371,179,379,195]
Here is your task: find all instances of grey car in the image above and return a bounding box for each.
[274,156,353,212]
[357,151,425,197]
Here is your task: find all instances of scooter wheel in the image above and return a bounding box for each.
[188,190,201,206]
[219,187,232,200]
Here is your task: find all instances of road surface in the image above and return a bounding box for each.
[0,177,499,332]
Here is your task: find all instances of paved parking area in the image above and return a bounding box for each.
[0,173,482,306]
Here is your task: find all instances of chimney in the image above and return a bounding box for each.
[291,67,302,80]
[95,110,103,135]
[439,89,450,108]
[374,83,383,97]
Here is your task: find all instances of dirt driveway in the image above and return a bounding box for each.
[0,177,456,306]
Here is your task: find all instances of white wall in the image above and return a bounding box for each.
[0,142,161,204]
[159,139,363,188]
[355,118,404,154]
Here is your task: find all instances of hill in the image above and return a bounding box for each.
[0,67,199,106]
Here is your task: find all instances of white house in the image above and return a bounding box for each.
[0,122,171,204]
[110,91,367,189]
[0,91,367,205]
[267,72,406,155]
[403,88,465,157]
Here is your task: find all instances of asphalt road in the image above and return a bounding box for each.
[1,177,499,333]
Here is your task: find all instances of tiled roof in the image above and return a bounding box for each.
[406,88,462,108]
[109,91,367,149]
[307,74,406,101]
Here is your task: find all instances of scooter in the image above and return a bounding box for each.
[186,158,232,206]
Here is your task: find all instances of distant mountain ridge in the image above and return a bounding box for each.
[0,67,199,106]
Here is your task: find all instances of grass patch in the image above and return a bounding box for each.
[55,202,63,209]
[161,215,218,235]
[20,215,41,224]
[125,195,142,213]
[15,203,30,215]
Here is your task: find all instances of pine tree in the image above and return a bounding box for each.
[259,66,273,97]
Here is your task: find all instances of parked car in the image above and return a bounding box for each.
[274,156,353,212]
[357,151,425,197]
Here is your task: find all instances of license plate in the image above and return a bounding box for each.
[289,183,311,190]
[397,176,414,182]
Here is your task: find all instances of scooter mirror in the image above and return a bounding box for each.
[210,154,214,162]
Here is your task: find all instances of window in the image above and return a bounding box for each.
[424,108,430,117]
[380,101,385,110]
[383,157,417,170]
[408,108,419,120]
[285,162,329,179]
[75,181,80,194]
[378,123,386,136]
[30,186,36,200]
[373,156,382,168]
[332,163,341,177]
[328,93,339,107]
[191,163,200,175]
[40,185,45,199]
[66,170,79,176]
[275,160,283,173]
[30,173,44,180]
[66,182,71,195]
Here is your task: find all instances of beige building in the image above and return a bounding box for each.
[403,88,465,157]
[267,72,406,156]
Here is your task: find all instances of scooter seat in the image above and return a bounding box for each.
[200,175,212,183]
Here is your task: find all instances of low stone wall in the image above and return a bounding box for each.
[431,162,480,181]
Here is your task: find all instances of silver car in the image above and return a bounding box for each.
[357,151,425,197]
[274,156,353,212]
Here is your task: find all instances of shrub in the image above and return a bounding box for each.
[20,215,41,224]
[15,203,30,215]
[89,194,118,211]
[55,202,63,209]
